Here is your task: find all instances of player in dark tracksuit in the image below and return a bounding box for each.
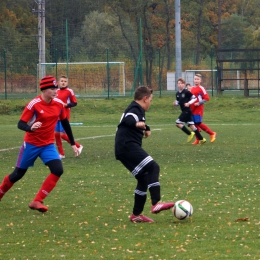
[115,86,174,223]
[174,77,206,144]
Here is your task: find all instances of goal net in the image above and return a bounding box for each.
[37,62,125,97]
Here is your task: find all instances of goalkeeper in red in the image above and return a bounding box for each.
[0,75,79,212]
[190,74,217,145]
[115,86,174,223]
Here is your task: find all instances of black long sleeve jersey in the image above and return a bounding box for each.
[115,101,148,153]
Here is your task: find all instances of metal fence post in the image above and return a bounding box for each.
[4,50,7,100]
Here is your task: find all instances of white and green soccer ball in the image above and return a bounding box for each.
[173,200,193,220]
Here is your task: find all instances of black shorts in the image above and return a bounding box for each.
[115,142,154,177]
[176,111,194,125]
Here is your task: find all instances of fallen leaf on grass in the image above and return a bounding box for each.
[235,217,249,222]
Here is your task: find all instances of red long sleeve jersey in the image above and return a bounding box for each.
[190,85,210,116]
[56,87,77,120]
[20,95,66,146]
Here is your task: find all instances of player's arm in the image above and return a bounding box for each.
[123,113,144,129]
[200,87,210,102]
[60,118,75,146]
[197,95,208,105]
[188,94,197,105]
[173,93,179,106]
[18,119,43,132]
[143,124,151,138]
[17,120,33,132]
[184,92,196,107]
[200,94,209,103]
[65,102,77,108]
[64,93,77,108]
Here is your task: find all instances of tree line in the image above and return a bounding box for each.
[1,0,260,87]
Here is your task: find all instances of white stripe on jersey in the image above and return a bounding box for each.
[27,97,41,110]
[125,112,139,122]
[132,155,153,176]
[53,97,65,105]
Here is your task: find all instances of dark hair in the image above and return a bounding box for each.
[195,74,202,78]
[186,83,191,86]
[177,77,185,84]
[134,86,153,100]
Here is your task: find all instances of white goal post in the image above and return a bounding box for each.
[37,62,126,97]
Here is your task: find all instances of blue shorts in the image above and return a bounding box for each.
[16,142,60,169]
[55,121,65,133]
[192,115,203,124]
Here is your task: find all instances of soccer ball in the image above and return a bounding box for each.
[173,200,193,220]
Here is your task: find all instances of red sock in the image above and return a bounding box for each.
[34,173,60,202]
[200,123,214,135]
[61,133,80,148]
[0,175,14,200]
[55,132,64,155]
[195,124,201,132]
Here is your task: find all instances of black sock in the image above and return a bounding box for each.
[149,186,161,206]
[133,193,147,215]
[194,129,203,140]
[181,126,191,135]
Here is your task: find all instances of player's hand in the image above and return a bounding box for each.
[144,130,151,138]
[71,145,80,157]
[173,100,179,106]
[195,102,200,106]
[31,122,42,131]
[184,103,190,107]
[136,121,146,129]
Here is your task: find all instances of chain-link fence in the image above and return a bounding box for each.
[1,22,253,100]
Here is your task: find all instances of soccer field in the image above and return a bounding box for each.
[0,96,260,259]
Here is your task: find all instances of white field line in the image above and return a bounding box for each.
[0,122,255,153]
[0,129,163,153]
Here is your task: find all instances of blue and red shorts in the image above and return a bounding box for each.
[16,142,60,169]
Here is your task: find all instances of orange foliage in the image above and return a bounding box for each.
[0,8,18,26]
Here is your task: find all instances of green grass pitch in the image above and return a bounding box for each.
[0,95,260,259]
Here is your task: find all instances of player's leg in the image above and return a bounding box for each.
[29,144,62,212]
[176,112,195,142]
[0,142,38,201]
[199,123,214,135]
[55,121,65,158]
[134,173,148,215]
[188,115,206,144]
[116,146,154,222]
[0,168,27,200]
[145,161,174,213]
[55,132,65,157]
[192,115,203,145]
[199,123,217,142]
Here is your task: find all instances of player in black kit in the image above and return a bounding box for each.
[115,86,174,223]
[173,78,206,144]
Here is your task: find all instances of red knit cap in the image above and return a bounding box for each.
[40,75,58,90]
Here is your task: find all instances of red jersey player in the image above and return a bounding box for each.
[189,74,217,144]
[55,75,83,158]
[0,75,79,212]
